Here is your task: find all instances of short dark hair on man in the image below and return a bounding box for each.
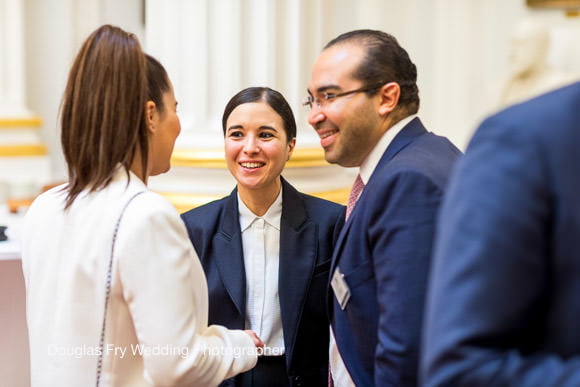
[222,87,297,142]
[325,29,420,118]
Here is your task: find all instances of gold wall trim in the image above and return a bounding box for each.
[0,144,48,157]
[172,147,329,168]
[527,0,580,8]
[158,193,223,214]
[160,187,349,214]
[0,117,43,129]
[172,149,227,168]
[311,188,349,205]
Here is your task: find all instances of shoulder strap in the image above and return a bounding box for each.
[95,191,145,387]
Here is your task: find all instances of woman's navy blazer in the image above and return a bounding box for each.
[181,177,345,386]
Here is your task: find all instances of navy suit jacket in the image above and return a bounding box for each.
[181,178,345,386]
[422,82,580,386]
[330,117,460,386]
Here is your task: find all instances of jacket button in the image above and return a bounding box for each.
[293,376,302,386]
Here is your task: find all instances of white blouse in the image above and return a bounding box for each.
[238,190,285,355]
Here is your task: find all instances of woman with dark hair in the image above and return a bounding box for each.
[21,25,259,386]
[181,87,345,386]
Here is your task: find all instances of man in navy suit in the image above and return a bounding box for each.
[306,29,461,386]
[422,82,580,386]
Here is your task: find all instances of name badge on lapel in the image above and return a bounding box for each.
[331,266,351,310]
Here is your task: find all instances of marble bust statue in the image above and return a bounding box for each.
[499,19,577,107]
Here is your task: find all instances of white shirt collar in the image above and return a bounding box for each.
[359,115,417,184]
[238,188,283,232]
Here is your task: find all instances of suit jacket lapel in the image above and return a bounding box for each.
[378,117,426,165]
[213,188,246,318]
[278,178,316,356]
[330,117,428,277]
[329,215,354,280]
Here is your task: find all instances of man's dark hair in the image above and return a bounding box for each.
[325,29,420,118]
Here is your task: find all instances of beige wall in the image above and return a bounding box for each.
[19,1,580,183]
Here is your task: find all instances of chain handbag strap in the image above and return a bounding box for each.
[95,191,144,387]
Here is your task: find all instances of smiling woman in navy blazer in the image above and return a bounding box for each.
[181,87,345,387]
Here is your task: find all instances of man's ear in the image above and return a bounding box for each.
[378,82,400,116]
[145,101,157,134]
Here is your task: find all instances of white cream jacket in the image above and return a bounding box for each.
[21,168,257,386]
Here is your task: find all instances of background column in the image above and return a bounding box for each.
[146,0,355,212]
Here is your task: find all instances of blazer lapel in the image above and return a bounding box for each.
[329,117,428,277]
[213,189,246,318]
[278,178,316,356]
[329,215,353,281]
[378,116,427,166]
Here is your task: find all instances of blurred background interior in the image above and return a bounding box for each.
[1,0,580,385]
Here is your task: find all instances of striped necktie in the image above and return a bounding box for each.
[345,174,364,221]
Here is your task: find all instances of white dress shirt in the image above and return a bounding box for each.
[330,115,417,386]
[238,189,285,355]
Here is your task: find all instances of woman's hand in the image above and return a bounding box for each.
[244,330,264,349]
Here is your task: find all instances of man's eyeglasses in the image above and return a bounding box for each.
[303,82,386,110]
